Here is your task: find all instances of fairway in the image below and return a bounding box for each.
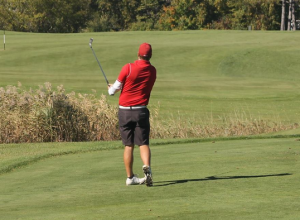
[1,30,300,125]
[0,138,299,220]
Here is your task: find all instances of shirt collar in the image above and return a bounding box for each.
[136,59,150,64]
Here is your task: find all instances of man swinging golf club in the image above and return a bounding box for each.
[108,43,156,186]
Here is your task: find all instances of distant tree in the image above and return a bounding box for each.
[281,0,286,30]
[93,0,139,31]
[0,0,91,33]
[291,0,296,30]
[207,0,232,29]
[0,0,36,31]
[130,0,163,30]
[0,0,297,32]
[228,0,280,30]
[88,0,169,31]
[287,0,292,30]
[0,0,8,30]
[159,0,282,30]
[158,0,209,30]
[32,0,91,33]
[280,0,299,31]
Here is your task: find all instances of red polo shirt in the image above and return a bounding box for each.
[117,60,156,106]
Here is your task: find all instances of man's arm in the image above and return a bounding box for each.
[108,80,122,96]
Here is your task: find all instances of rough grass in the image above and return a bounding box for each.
[0,82,119,143]
[0,83,298,143]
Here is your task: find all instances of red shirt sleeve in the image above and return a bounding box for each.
[117,64,130,83]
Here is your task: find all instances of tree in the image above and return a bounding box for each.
[281,0,286,30]
[32,0,91,33]
[227,0,280,30]
[0,0,36,32]
[0,0,297,32]
[287,0,297,31]
[0,0,91,33]
[131,0,164,30]
[291,0,296,30]
[158,0,212,30]
[91,0,169,31]
[207,0,232,29]
[93,0,141,31]
[287,0,292,30]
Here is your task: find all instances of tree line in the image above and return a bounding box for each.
[281,0,298,30]
[0,0,299,33]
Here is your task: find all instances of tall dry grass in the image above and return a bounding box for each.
[0,83,298,144]
[150,105,299,139]
[0,82,119,143]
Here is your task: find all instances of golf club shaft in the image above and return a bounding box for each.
[90,46,109,85]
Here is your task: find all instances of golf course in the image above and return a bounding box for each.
[0,30,300,219]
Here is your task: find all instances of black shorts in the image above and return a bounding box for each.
[118,108,150,146]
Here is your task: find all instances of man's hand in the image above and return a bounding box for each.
[108,84,115,96]
[108,81,122,96]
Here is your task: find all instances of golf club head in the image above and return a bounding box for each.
[89,38,93,48]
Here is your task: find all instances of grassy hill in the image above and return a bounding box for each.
[1,30,300,126]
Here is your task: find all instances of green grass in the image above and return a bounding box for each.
[0,137,299,219]
[0,30,300,219]
[1,30,300,125]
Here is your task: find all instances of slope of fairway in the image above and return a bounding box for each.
[1,30,300,125]
[0,138,299,220]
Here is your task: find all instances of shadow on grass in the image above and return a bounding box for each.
[153,173,292,187]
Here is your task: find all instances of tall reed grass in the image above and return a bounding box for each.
[0,83,298,143]
[149,104,299,139]
[0,83,119,143]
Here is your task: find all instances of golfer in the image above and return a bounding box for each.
[108,43,156,187]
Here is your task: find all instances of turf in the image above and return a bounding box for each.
[0,137,299,219]
[0,30,300,219]
[1,30,300,124]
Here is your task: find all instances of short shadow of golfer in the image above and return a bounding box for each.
[153,173,292,187]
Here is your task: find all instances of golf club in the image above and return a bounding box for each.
[89,38,109,85]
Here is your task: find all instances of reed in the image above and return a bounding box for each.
[150,107,299,139]
[0,83,298,144]
[0,83,119,143]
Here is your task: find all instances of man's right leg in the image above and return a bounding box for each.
[139,145,151,166]
[135,108,153,186]
[124,145,146,185]
[140,145,153,187]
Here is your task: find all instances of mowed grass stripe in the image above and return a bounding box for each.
[1,31,300,124]
[0,138,299,220]
[1,134,300,176]
[0,141,123,175]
